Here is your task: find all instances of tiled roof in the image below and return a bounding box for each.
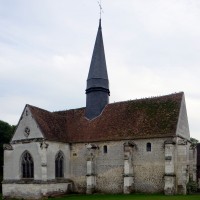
[29,92,183,143]
[28,106,68,142]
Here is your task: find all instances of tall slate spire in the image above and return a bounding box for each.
[85,19,110,120]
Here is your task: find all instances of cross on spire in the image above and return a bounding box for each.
[98,0,103,19]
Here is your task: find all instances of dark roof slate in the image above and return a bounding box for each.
[87,19,108,81]
[86,19,109,91]
[29,92,183,143]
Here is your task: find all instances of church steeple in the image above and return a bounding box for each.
[85,19,110,120]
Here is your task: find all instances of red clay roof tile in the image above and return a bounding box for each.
[28,92,183,143]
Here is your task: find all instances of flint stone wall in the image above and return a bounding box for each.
[71,138,166,193]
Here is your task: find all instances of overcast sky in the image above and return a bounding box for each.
[0,0,200,141]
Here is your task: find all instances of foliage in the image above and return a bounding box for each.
[0,120,15,192]
[0,120,15,163]
[190,137,199,149]
[187,179,198,194]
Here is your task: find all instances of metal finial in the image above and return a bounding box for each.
[97,0,103,19]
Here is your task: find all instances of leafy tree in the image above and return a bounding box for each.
[190,137,199,149]
[0,120,15,192]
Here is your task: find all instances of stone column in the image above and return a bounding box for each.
[123,141,135,194]
[86,144,98,194]
[189,146,197,182]
[40,141,49,181]
[176,139,189,195]
[39,141,49,197]
[164,140,176,195]
[86,158,95,194]
[3,144,13,179]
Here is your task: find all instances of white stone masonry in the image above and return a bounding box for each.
[123,141,134,194]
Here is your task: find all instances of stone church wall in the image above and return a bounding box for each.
[70,143,87,193]
[3,141,71,199]
[2,183,70,199]
[95,142,124,193]
[46,141,71,180]
[189,146,197,182]
[70,141,124,193]
[71,138,167,194]
[11,106,44,141]
[176,96,190,140]
[175,137,190,194]
[133,138,165,193]
[4,141,70,181]
[3,136,192,197]
[4,142,43,180]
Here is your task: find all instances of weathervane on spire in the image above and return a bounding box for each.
[97,0,103,19]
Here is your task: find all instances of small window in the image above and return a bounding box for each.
[146,143,151,152]
[26,110,29,116]
[21,151,34,178]
[103,145,107,154]
[73,153,77,156]
[55,151,64,178]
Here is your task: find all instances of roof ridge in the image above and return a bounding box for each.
[53,107,85,114]
[28,92,183,115]
[27,104,50,113]
[109,92,184,106]
[28,104,72,118]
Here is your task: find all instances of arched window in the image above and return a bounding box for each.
[21,151,34,178]
[55,151,64,178]
[146,143,151,152]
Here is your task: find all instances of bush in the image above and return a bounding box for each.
[187,180,198,194]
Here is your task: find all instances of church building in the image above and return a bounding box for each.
[2,19,197,199]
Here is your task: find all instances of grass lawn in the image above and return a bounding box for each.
[49,194,200,200]
[1,193,199,200]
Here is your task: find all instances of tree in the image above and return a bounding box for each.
[0,120,15,192]
[190,137,199,149]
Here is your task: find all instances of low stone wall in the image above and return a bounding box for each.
[2,182,71,199]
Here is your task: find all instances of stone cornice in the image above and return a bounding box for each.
[3,144,13,150]
[2,179,72,184]
[11,138,44,144]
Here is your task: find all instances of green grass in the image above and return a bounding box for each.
[1,193,199,200]
[49,194,200,200]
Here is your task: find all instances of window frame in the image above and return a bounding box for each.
[21,151,34,179]
[103,145,108,154]
[55,151,64,178]
[146,142,152,152]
